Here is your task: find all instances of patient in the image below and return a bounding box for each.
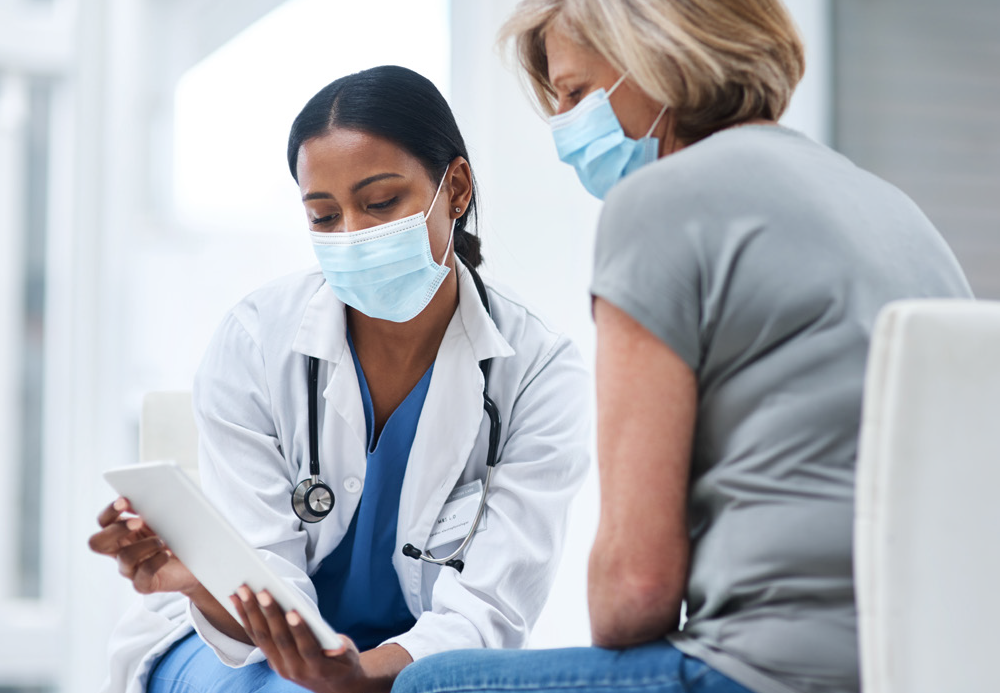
[392,2,973,693]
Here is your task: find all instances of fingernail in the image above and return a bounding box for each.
[286,611,301,626]
[125,518,142,531]
[238,586,251,602]
[114,498,127,511]
[258,591,273,607]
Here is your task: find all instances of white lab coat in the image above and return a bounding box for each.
[102,263,590,693]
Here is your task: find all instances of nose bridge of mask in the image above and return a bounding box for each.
[549,73,627,130]
[550,73,630,153]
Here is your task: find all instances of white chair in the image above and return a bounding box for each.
[855,299,1000,693]
[140,391,200,485]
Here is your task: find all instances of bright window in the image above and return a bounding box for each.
[173,0,451,236]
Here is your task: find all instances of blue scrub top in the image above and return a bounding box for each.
[311,333,432,651]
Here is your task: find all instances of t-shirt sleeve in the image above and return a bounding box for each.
[590,170,704,372]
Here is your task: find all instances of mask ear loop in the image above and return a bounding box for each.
[607,71,668,139]
[439,219,456,266]
[608,73,668,139]
[645,103,670,138]
[425,218,457,272]
[425,169,456,268]
[606,72,629,97]
[425,170,449,218]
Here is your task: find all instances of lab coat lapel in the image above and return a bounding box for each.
[290,282,367,457]
[291,279,346,364]
[393,265,514,613]
[323,348,367,451]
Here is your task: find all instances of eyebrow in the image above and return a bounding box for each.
[550,74,573,90]
[301,172,404,201]
[550,69,586,92]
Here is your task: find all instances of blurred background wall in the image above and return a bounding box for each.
[0,1,994,691]
[833,0,1000,297]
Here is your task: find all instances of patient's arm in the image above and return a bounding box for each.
[588,298,696,648]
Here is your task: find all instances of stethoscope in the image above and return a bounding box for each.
[292,260,501,573]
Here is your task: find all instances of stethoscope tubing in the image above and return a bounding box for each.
[307,356,321,477]
[416,464,495,566]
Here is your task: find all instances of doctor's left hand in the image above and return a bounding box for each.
[232,586,365,693]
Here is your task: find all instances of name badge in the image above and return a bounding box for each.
[425,478,486,550]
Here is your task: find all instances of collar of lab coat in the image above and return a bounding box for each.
[290,264,514,450]
[290,263,515,367]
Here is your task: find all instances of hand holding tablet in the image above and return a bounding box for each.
[103,460,342,651]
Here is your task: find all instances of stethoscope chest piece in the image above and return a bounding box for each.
[292,476,334,523]
[294,354,335,524]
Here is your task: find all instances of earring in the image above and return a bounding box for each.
[454,207,462,214]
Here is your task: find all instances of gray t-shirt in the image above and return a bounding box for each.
[591,125,971,693]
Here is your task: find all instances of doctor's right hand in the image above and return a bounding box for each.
[88,497,200,596]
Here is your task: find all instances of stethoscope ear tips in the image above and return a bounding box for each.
[401,543,465,573]
[292,477,335,523]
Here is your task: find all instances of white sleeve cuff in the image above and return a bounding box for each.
[187,601,267,668]
[382,611,486,661]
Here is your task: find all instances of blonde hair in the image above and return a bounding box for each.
[498,0,805,143]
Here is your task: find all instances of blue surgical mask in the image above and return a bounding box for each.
[310,174,455,323]
[550,74,668,199]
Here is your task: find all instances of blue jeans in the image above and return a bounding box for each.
[147,631,308,693]
[392,642,754,693]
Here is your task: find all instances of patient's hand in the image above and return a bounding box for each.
[89,497,200,596]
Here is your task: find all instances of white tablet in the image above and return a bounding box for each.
[104,460,342,650]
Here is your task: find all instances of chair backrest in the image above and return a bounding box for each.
[140,391,200,485]
[855,299,1000,693]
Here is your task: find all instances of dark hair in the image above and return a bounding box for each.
[288,65,482,267]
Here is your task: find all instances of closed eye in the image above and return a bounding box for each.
[560,86,587,112]
[368,197,398,211]
[311,214,338,226]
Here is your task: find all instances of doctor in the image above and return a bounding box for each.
[89,65,589,693]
